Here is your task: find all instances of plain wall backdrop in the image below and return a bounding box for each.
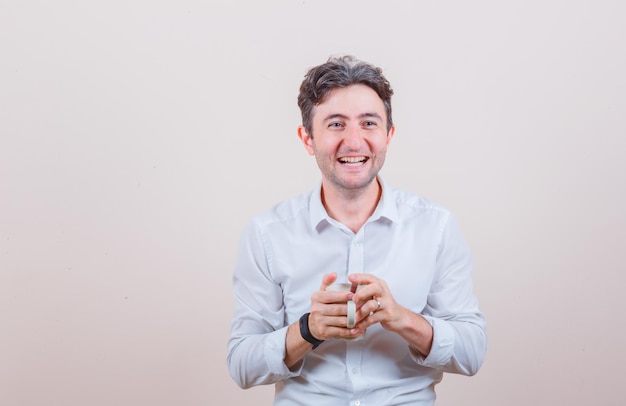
[1,1,625,405]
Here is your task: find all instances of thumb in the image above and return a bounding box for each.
[320,272,338,290]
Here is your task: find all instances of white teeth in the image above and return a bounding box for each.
[339,157,366,163]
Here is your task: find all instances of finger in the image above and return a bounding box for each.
[354,314,375,330]
[320,272,338,290]
[354,298,380,323]
[331,326,365,340]
[352,288,377,306]
[324,303,353,317]
[348,273,378,285]
[353,280,389,305]
[311,316,363,340]
[347,275,381,301]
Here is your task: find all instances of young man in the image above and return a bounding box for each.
[227,55,487,405]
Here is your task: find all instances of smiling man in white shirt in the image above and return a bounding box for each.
[227,55,487,405]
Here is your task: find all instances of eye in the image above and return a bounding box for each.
[328,122,343,128]
[363,121,378,128]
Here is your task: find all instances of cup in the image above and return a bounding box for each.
[325,282,364,336]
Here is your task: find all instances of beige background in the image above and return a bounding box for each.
[1,1,625,405]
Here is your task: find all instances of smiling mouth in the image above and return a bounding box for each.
[338,156,368,166]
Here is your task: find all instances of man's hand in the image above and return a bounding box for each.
[307,272,366,341]
[348,273,434,356]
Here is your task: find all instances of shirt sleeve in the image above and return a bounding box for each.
[411,212,488,376]
[226,220,304,389]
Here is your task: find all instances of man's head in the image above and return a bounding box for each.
[297,55,394,137]
[296,56,396,195]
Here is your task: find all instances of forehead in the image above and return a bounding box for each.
[313,84,386,119]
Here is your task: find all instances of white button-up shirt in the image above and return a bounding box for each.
[227,178,487,405]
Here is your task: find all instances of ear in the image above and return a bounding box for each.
[298,125,315,156]
[386,125,395,146]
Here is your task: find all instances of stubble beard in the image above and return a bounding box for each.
[319,155,385,197]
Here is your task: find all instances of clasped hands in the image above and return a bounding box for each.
[308,272,402,341]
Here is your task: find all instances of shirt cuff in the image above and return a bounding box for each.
[410,315,454,367]
[264,326,305,378]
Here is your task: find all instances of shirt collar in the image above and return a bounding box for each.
[309,181,328,230]
[308,176,400,231]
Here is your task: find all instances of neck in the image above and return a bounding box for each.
[321,178,382,233]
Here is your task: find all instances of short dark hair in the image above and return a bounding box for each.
[297,55,394,136]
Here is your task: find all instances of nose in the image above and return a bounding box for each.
[343,125,362,150]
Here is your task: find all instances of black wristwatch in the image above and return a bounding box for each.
[299,312,324,349]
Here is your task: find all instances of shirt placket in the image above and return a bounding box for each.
[346,231,367,404]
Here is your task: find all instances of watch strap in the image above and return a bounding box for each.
[299,312,324,349]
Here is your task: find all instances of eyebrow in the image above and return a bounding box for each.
[322,112,383,123]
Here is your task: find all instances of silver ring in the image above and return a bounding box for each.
[376,299,381,310]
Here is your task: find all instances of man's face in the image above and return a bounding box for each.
[299,84,395,193]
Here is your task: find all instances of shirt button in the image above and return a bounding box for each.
[354,401,361,406]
